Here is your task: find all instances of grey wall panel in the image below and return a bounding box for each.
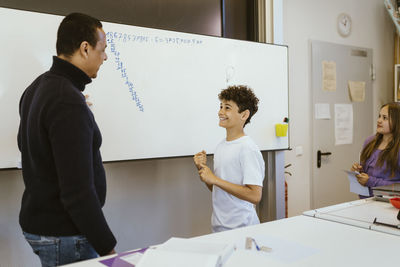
[0,0,222,36]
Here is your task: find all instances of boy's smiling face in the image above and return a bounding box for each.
[218,100,247,129]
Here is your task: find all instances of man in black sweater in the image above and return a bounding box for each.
[18,13,116,266]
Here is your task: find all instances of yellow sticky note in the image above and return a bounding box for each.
[275,124,288,137]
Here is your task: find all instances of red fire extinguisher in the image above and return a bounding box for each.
[284,164,291,218]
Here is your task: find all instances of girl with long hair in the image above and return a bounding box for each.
[351,102,400,197]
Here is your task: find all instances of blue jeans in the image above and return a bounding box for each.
[23,232,98,267]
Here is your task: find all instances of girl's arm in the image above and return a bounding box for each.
[361,152,400,187]
[363,173,400,187]
[198,164,262,204]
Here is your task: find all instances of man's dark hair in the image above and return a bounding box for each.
[218,85,259,126]
[56,13,103,57]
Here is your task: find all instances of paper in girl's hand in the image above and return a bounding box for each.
[344,170,369,196]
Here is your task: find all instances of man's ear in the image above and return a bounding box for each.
[241,109,250,122]
[79,41,90,58]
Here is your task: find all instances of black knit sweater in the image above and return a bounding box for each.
[18,56,116,256]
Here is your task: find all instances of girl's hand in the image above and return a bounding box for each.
[351,162,363,173]
[356,173,369,186]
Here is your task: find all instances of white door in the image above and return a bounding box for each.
[311,40,374,209]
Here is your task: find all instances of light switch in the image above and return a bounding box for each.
[295,146,303,156]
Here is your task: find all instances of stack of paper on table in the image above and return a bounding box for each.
[136,237,235,267]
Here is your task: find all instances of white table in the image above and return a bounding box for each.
[303,197,400,236]
[66,200,399,267]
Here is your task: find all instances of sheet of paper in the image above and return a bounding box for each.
[344,170,369,196]
[99,248,148,267]
[348,81,365,102]
[136,249,219,267]
[335,104,353,145]
[235,235,319,263]
[322,60,336,91]
[136,238,234,267]
[119,253,144,265]
[161,237,234,263]
[315,103,331,119]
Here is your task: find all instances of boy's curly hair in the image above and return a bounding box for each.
[218,85,259,127]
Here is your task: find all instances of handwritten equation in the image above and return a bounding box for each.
[107,32,144,112]
[106,31,204,112]
[109,31,203,45]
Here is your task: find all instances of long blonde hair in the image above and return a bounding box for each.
[360,102,400,177]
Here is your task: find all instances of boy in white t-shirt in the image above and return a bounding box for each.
[193,85,265,232]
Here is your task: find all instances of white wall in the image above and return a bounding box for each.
[281,0,394,216]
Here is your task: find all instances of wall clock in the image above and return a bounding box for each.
[337,13,352,37]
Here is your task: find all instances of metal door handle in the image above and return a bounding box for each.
[317,150,332,168]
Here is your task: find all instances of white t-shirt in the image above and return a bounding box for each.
[211,136,265,232]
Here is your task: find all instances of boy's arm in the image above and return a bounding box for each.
[198,164,261,204]
[193,150,207,170]
[205,182,213,192]
[194,151,213,191]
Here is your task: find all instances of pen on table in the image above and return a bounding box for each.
[373,217,400,229]
[251,238,260,251]
[251,238,272,252]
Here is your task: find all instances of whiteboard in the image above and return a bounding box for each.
[0,7,289,169]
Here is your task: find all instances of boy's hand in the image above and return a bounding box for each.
[198,163,217,185]
[356,173,369,186]
[193,150,207,170]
